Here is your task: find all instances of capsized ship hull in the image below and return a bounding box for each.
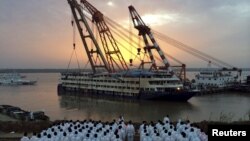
[58,84,194,101]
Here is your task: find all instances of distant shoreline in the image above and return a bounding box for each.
[0,68,250,73]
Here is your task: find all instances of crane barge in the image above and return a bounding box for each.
[57,0,196,101]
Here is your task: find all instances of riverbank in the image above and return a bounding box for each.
[0,114,17,122]
[0,120,249,141]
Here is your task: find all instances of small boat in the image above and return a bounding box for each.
[0,73,37,86]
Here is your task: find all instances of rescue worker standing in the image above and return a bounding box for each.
[126,120,135,141]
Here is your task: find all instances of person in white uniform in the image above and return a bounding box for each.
[46,134,53,141]
[164,132,175,141]
[20,132,30,141]
[199,129,208,141]
[163,115,170,124]
[152,133,162,141]
[29,132,38,141]
[139,121,146,133]
[61,132,70,141]
[126,121,135,141]
[100,132,110,141]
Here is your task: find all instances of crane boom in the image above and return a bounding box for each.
[128,5,171,71]
[67,0,110,73]
[80,0,128,72]
[128,5,187,81]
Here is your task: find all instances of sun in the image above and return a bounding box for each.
[107,1,114,7]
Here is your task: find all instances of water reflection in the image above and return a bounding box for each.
[59,95,199,122]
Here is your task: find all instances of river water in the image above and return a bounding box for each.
[0,73,249,122]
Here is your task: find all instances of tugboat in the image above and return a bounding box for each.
[58,0,195,101]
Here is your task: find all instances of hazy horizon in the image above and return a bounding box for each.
[0,0,249,69]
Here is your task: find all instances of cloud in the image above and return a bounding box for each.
[141,13,179,26]
[0,0,249,68]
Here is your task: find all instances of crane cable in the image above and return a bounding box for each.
[105,16,232,68]
[105,17,183,65]
[83,10,148,65]
[153,30,234,68]
[67,15,81,72]
[129,13,133,66]
[83,9,183,67]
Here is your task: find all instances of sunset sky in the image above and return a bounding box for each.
[0,0,249,69]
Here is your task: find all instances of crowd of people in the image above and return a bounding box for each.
[20,116,208,141]
[139,116,208,141]
[20,116,134,141]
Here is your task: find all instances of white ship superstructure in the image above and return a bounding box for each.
[195,69,239,88]
[61,70,182,94]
